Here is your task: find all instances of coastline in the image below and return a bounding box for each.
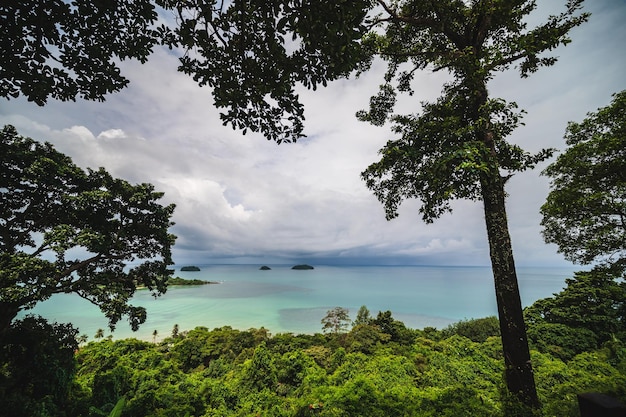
[20,264,575,342]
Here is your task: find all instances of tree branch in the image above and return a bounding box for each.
[376,0,440,28]
[486,52,528,71]
[54,252,128,283]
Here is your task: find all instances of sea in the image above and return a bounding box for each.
[17,264,575,341]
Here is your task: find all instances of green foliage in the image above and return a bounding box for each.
[353,305,372,326]
[533,350,626,417]
[179,266,201,271]
[525,268,626,344]
[345,324,390,354]
[361,85,543,222]
[239,342,278,392]
[108,397,126,417]
[321,307,351,334]
[158,0,374,143]
[168,326,268,372]
[58,313,626,417]
[1,0,373,143]
[166,277,211,286]
[0,316,79,417]
[372,310,415,345]
[541,90,626,272]
[442,316,501,342]
[291,264,315,270]
[360,1,588,222]
[5,1,589,148]
[0,125,176,333]
[414,335,503,395]
[0,0,159,104]
[3,2,618,414]
[75,337,204,417]
[603,337,626,374]
[527,323,598,362]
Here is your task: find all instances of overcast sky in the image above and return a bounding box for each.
[1,2,624,267]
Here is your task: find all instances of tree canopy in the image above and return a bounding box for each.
[359,0,587,222]
[0,316,79,417]
[0,0,161,104]
[0,125,176,334]
[1,0,372,143]
[541,90,626,273]
[30,312,626,416]
[321,307,351,334]
[525,268,626,345]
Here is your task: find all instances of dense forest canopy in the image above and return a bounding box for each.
[2,286,624,416]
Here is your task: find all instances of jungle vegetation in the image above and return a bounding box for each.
[1,270,624,417]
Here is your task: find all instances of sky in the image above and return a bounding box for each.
[1,1,624,267]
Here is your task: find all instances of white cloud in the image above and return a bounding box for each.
[1,1,624,267]
[97,129,127,141]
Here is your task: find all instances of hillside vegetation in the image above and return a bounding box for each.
[2,267,623,417]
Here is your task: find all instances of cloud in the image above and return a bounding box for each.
[1,1,624,267]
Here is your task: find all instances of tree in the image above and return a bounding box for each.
[356,2,588,410]
[525,268,626,344]
[372,310,413,345]
[541,90,626,273]
[78,333,89,345]
[353,305,372,327]
[321,307,351,334]
[0,125,176,334]
[240,342,278,392]
[526,322,598,361]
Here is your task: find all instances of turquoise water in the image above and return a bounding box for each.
[17,265,574,341]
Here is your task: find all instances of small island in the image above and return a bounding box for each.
[259,266,272,270]
[167,277,219,286]
[180,266,201,271]
[291,264,314,270]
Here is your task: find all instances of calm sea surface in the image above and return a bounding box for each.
[18,264,575,341]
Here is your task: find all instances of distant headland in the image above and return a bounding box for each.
[167,277,219,286]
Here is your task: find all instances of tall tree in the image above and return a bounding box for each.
[541,90,626,273]
[355,1,588,409]
[0,125,176,334]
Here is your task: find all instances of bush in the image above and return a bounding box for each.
[527,322,598,361]
[0,316,78,417]
[442,316,501,342]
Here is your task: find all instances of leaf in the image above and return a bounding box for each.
[108,396,126,417]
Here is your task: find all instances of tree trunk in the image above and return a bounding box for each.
[480,170,540,410]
